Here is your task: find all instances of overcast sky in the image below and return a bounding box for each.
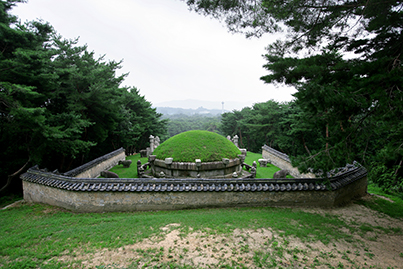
[12,0,296,110]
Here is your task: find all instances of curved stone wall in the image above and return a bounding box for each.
[21,162,367,212]
[63,148,126,178]
[262,145,315,178]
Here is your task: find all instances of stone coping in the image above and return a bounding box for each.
[153,158,241,170]
[21,164,367,193]
[63,148,125,177]
[262,145,291,162]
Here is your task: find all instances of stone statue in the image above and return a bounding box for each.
[155,136,160,147]
[273,169,290,179]
[258,159,269,167]
[140,149,147,158]
[100,170,119,178]
[251,166,256,178]
[233,135,239,147]
[118,160,132,168]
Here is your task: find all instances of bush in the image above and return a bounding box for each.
[369,163,403,192]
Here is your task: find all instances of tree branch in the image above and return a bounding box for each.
[0,157,31,193]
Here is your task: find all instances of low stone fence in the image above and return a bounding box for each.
[152,158,242,178]
[262,145,315,178]
[21,159,367,212]
[63,148,126,178]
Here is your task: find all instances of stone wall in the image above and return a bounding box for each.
[262,145,315,178]
[63,148,126,178]
[21,161,367,212]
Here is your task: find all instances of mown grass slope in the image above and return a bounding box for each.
[153,130,241,162]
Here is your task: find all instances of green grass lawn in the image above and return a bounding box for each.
[0,204,353,268]
[356,184,403,219]
[1,189,402,268]
[108,151,292,179]
[244,151,293,179]
[100,154,148,178]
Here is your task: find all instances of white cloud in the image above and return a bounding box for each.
[12,0,296,110]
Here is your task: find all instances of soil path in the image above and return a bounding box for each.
[55,195,403,268]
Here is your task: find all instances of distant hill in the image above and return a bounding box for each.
[156,106,227,116]
[153,99,251,111]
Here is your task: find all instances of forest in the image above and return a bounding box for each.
[185,0,403,192]
[1,0,402,199]
[0,0,167,195]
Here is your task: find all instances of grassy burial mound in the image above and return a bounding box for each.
[153,130,241,162]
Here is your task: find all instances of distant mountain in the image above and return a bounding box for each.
[156,106,226,116]
[153,99,251,111]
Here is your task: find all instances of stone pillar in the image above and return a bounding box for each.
[149,135,155,153]
[148,155,156,176]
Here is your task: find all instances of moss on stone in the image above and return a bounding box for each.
[153,130,241,162]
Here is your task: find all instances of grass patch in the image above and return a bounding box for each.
[105,154,148,178]
[0,204,351,268]
[153,130,241,162]
[244,151,293,179]
[107,150,288,179]
[356,184,403,219]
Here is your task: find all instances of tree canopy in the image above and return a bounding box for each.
[186,0,403,190]
[0,0,166,193]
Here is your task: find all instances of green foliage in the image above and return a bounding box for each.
[163,113,222,139]
[0,1,166,194]
[153,130,240,162]
[357,184,403,219]
[220,100,321,157]
[369,163,403,193]
[187,0,403,191]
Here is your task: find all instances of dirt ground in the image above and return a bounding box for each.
[52,194,403,268]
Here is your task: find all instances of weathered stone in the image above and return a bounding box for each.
[262,145,315,178]
[273,169,290,179]
[140,149,147,158]
[100,170,119,178]
[233,135,239,147]
[63,148,125,178]
[251,166,257,178]
[118,160,132,168]
[258,159,269,167]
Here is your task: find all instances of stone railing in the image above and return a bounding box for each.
[21,160,367,212]
[262,145,315,178]
[63,148,126,178]
[151,158,242,178]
